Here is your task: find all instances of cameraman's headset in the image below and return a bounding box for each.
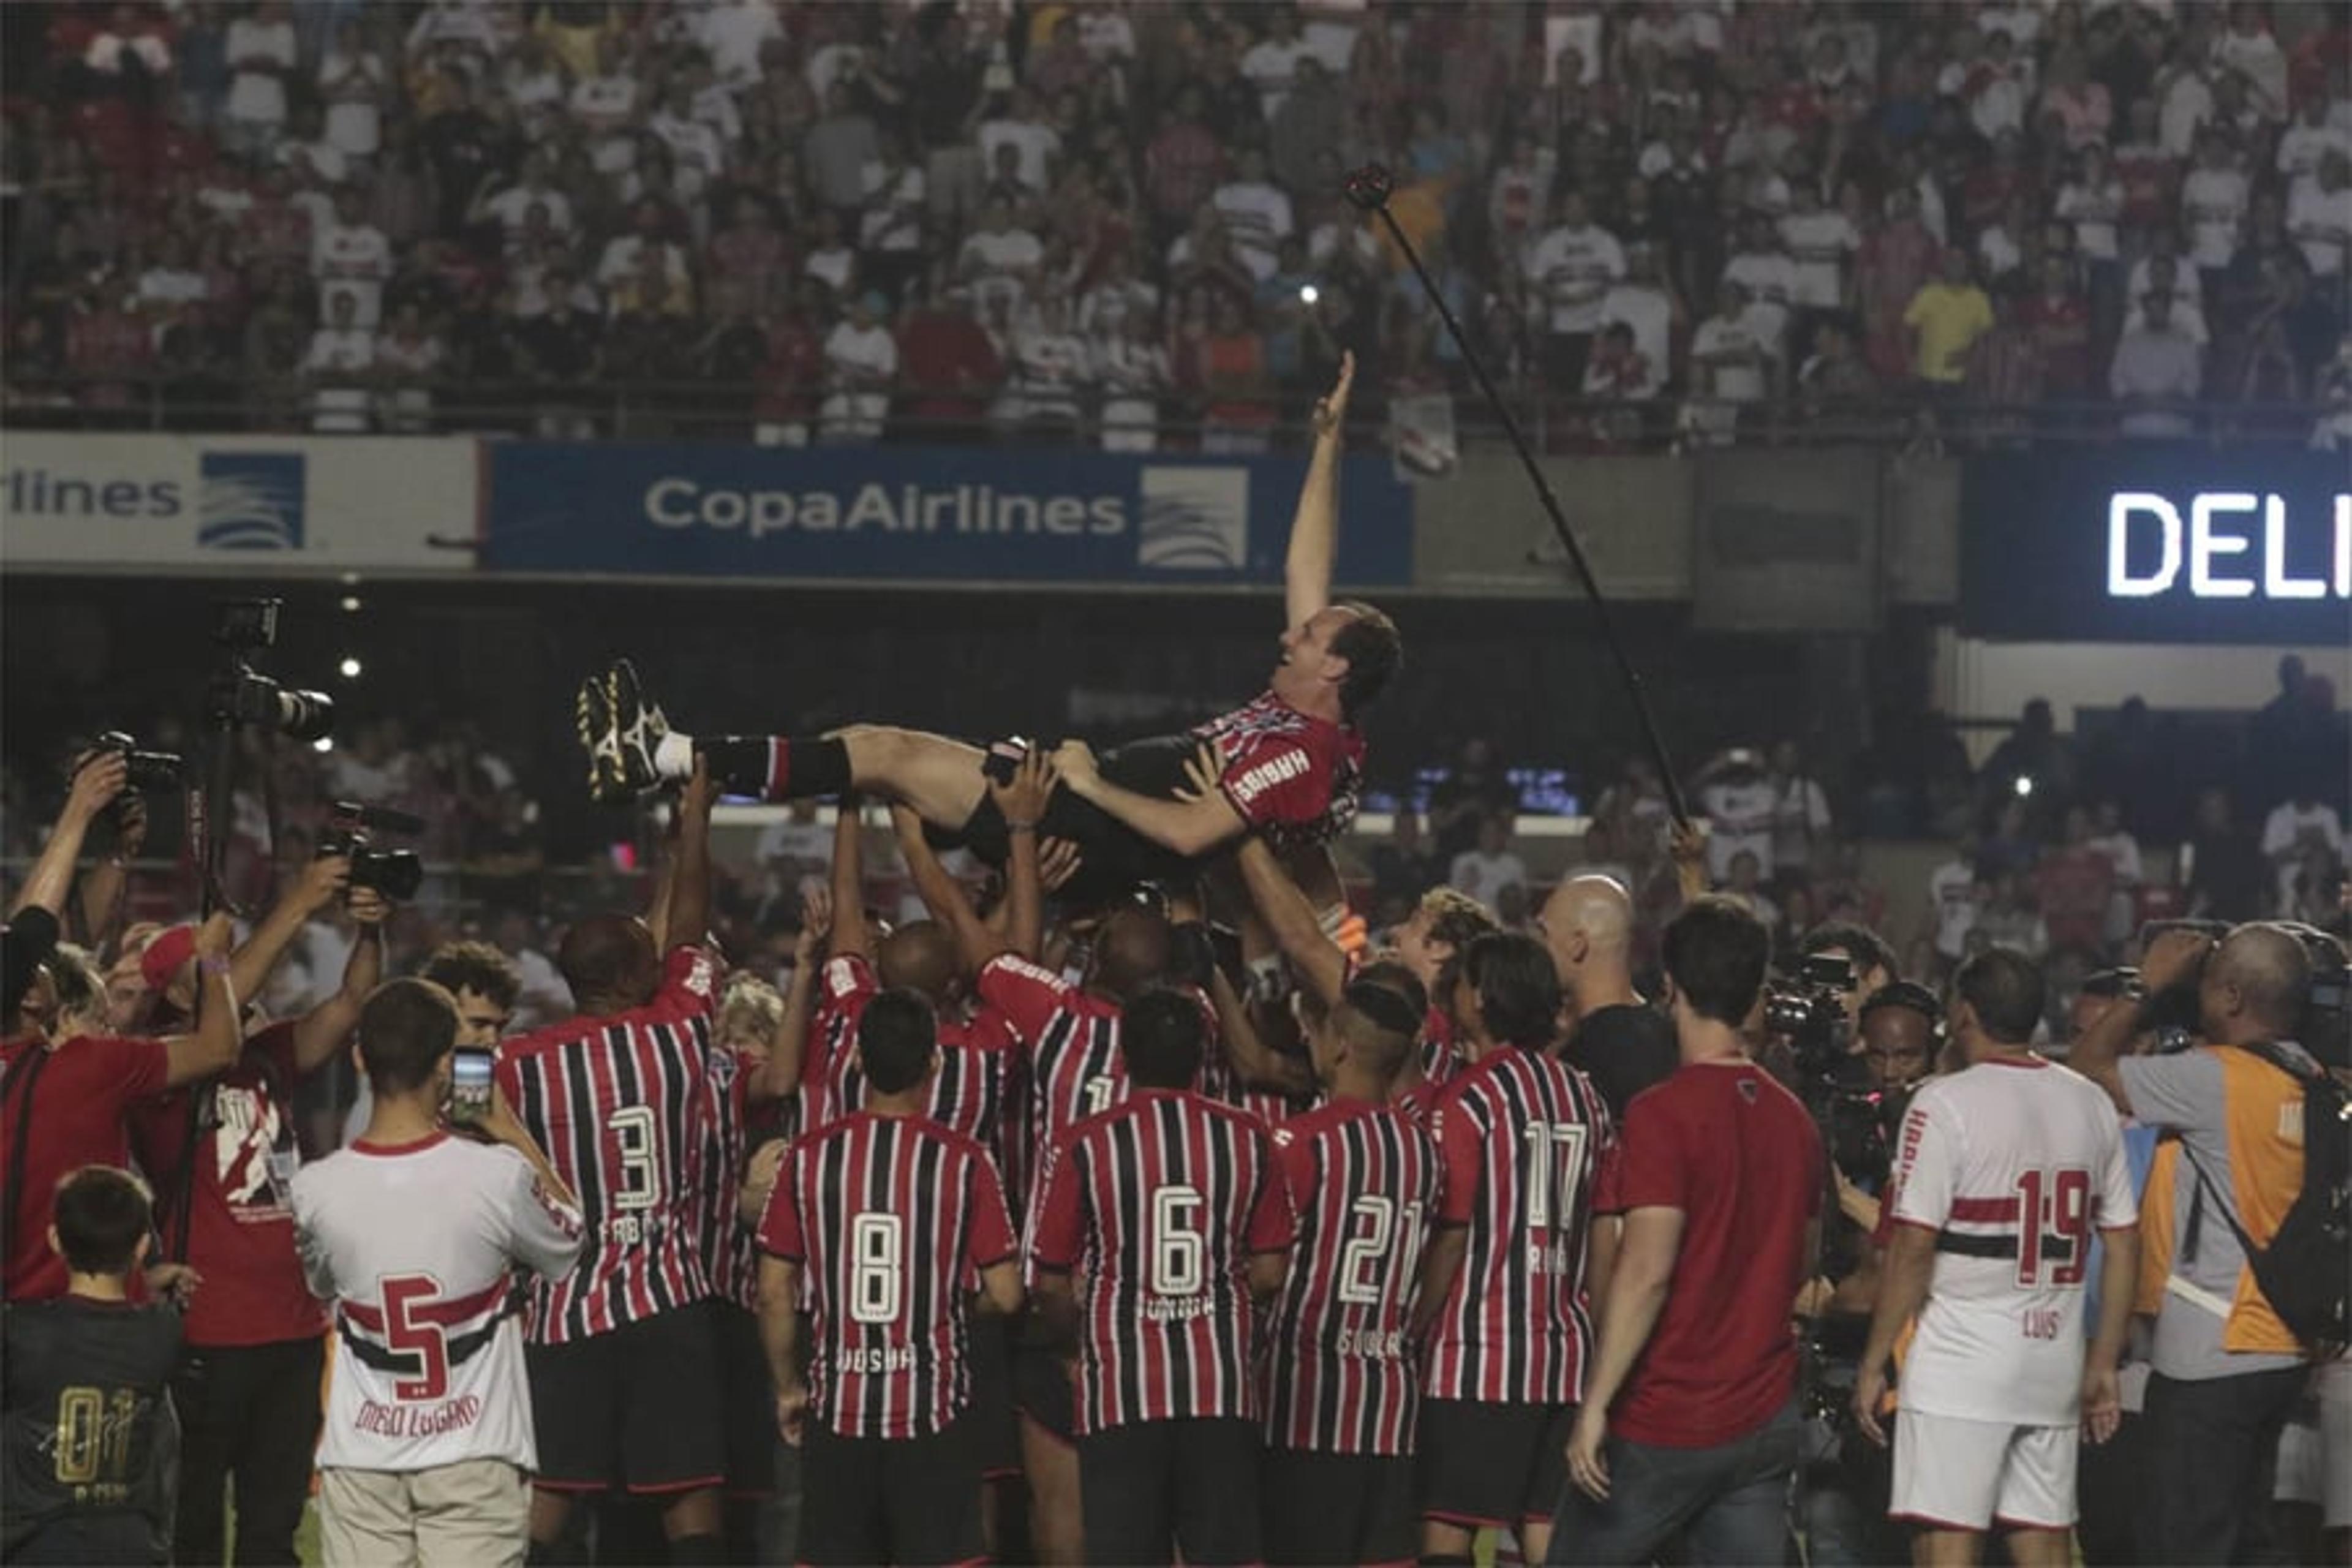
[1857,981,1947,1078]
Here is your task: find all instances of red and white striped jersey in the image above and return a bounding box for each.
[293,1132,584,1471]
[804,955,1019,1164]
[1031,1088,1295,1434]
[758,1111,1017,1440]
[1419,1008,1462,1090]
[1262,1099,1442,1455]
[495,944,718,1344]
[1193,691,1366,854]
[1423,1047,1614,1405]
[1885,1057,2138,1427]
[698,1044,763,1313]
[978,954,1137,1205]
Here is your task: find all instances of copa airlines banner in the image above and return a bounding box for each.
[1961,450,2350,644]
[0,434,475,571]
[481,442,1415,587]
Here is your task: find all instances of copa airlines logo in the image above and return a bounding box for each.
[643,478,1126,538]
[197,453,306,549]
[2106,491,2351,601]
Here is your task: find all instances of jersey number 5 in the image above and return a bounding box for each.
[382,1274,450,1401]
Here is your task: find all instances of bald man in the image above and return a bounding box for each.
[2068,923,2322,1564]
[1539,874,1677,1118]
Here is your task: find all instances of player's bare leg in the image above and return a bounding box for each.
[1912,1526,1985,1566]
[1019,1415,1084,1566]
[1519,1517,1553,1563]
[1423,1517,1478,1564]
[1995,1525,2069,1568]
[576,658,988,829]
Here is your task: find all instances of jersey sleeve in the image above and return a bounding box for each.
[966,1152,1019,1276]
[1030,1134,1085,1274]
[1434,1091,1482,1227]
[289,1168,336,1301]
[1610,1090,1691,1215]
[758,1144,808,1262]
[976,954,1074,1047]
[1218,731,1330,831]
[97,1033,173,1103]
[1885,1095,1958,1234]
[1270,1119,1317,1215]
[2093,1103,2140,1233]
[1246,1125,1297,1254]
[2117,1050,2226,1136]
[498,1147,587,1282]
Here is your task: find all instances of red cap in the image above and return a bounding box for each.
[139,925,198,993]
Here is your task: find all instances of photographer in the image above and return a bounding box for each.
[2067,924,2323,1564]
[130,854,390,1568]
[1550,899,1824,1567]
[4,755,241,1303]
[293,979,584,1565]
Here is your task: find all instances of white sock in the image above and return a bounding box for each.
[654,733,697,780]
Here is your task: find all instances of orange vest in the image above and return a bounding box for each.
[2133,1047,2307,1355]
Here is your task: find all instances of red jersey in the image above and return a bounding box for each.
[759,1111,1017,1440]
[1194,692,1367,854]
[1263,1100,1442,1455]
[978,954,1136,1207]
[1031,1088,1295,1433]
[496,944,719,1343]
[132,1023,330,1346]
[805,955,1018,1166]
[697,1042,764,1313]
[1597,1061,1822,1448]
[2,1032,171,1302]
[1424,1048,1614,1406]
[1419,1007,1462,1090]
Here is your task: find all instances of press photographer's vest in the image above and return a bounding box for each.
[2133,1046,2306,1355]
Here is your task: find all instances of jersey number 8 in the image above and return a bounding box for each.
[850,1212,903,1324]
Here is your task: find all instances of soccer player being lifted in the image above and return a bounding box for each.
[572,356,1400,906]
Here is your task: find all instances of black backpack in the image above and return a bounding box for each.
[2182,1041,2351,1355]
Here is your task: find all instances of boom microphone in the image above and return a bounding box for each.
[1337,166,1690,825]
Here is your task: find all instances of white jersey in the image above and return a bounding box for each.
[293,1132,584,1473]
[1887,1058,2136,1426]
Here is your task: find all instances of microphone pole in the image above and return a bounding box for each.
[1341,164,1691,828]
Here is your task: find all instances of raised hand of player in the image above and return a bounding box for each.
[1048,739,1101,798]
[1310,350,1355,439]
[1039,837,1084,894]
[989,746,1058,826]
[2081,1360,2122,1446]
[1564,1402,1611,1500]
[1174,740,1226,805]
[796,887,834,965]
[679,752,720,822]
[1852,1362,1891,1447]
[775,1376,809,1447]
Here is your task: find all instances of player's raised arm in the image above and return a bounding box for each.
[1285,352,1353,631]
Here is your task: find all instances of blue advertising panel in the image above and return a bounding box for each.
[483,443,1414,587]
[1961,450,2350,644]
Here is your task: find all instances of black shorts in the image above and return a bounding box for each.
[527,1307,724,1494]
[1419,1398,1574,1531]
[1264,1446,1419,1566]
[798,1414,983,1567]
[969,1313,1020,1480]
[712,1300,774,1498]
[1012,1342,1076,1446]
[1078,1415,1261,1567]
[957,734,1204,908]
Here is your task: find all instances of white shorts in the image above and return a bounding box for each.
[2278,1357,2352,1528]
[1890,1408,2077,1532]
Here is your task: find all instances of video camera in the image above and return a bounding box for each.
[318,802,426,902]
[2136,918,2351,1069]
[1765,952,1860,1088]
[206,598,334,742]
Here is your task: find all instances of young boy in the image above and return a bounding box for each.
[2,1166,184,1565]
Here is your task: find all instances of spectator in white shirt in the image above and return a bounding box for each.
[2261,792,2346,915]
[976,87,1061,197]
[1780,180,1859,317]
[2124,247,2211,345]
[1767,741,1834,880]
[374,301,447,434]
[137,236,209,312]
[317,20,390,162]
[1211,146,1295,284]
[2209,2,2287,121]
[1599,244,1680,396]
[958,198,1045,322]
[1719,850,1782,929]
[2109,291,2203,437]
[2054,143,2126,264]
[821,292,899,443]
[2157,50,2215,158]
[2286,152,2351,278]
[312,187,392,331]
[1094,309,1172,453]
[2278,94,2352,181]
[476,153,575,252]
[304,292,375,434]
[595,204,690,295]
[1681,279,1773,447]
[1449,813,1529,911]
[2180,129,2252,277]
[1240,9,1313,119]
[224,0,298,158]
[1524,188,1626,393]
[698,0,785,92]
[1006,292,1092,437]
[649,83,726,192]
[1723,212,1800,358]
[1695,750,1779,883]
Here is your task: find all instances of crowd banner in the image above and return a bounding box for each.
[1961,450,2351,644]
[0,434,476,572]
[482,443,1415,587]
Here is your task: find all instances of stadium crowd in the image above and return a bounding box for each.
[3,361,2348,1568]
[2,0,2350,446]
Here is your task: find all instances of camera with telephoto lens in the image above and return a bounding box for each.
[317,801,425,902]
[208,598,334,741]
[1765,952,1860,1087]
[87,731,185,795]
